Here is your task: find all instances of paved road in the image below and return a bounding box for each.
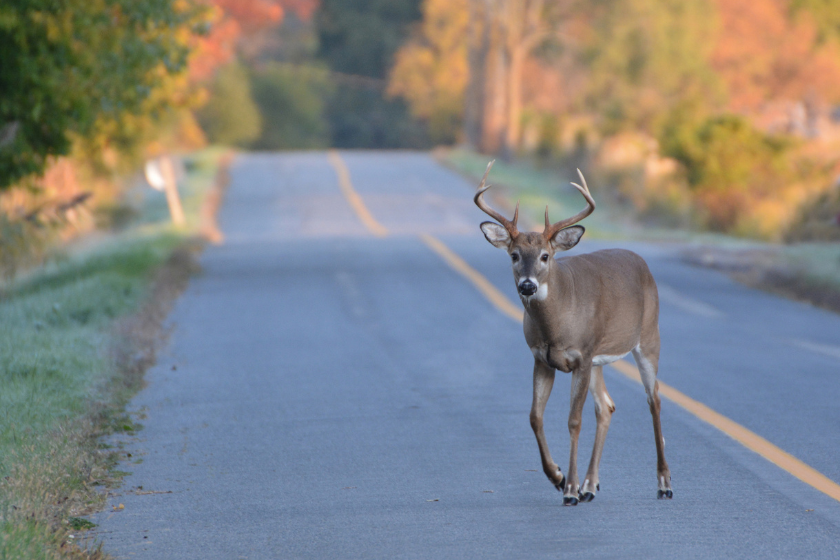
[93,151,840,559]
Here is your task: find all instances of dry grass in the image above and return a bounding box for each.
[109,242,202,399]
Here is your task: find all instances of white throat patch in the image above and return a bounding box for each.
[519,279,548,303]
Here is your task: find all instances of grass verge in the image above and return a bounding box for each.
[0,148,230,558]
[683,242,840,314]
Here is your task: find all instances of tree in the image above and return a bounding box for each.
[190,0,320,81]
[463,0,566,155]
[791,0,840,43]
[711,0,840,115]
[582,0,723,136]
[196,63,262,146]
[0,0,202,190]
[315,0,430,148]
[250,63,331,149]
[316,0,421,79]
[388,0,470,143]
[660,114,796,232]
[463,0,490,149]
[497,0,554,156]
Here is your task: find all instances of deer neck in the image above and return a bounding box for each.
[521,261,574,337]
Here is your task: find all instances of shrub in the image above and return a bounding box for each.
[659,114,795,233]
[197,63,262,147]
[785,184,840,242]
[249,64,331,150]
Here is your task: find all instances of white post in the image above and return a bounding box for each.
[159,156,185,226]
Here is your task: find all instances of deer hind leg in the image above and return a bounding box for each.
[530,361,565,492]
[579,366,614,503]
[563,361,592,506]
[631,342,673,499]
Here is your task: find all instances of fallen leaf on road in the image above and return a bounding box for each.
[426,499,439,502]
[113,504,124,511]
[132,490,173,495]
[483,490,494,493]
[525,469,537,472]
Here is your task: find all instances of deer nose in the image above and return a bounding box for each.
[518,280,537,296]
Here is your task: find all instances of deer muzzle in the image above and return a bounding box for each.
[518,279,538,296]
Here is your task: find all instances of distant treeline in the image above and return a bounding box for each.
[199,0,432,151]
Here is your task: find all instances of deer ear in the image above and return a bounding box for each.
[550,226,584,252]
[480,221,511,249]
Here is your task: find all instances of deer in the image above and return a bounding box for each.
[475,161,672,505]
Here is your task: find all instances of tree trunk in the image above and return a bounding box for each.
[484,41,508,154]
[505,45,526,158]
[464,0,488,150]
[481,2,509,154]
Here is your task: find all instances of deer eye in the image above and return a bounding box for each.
[511,253,519,262]
[540,253,550,262]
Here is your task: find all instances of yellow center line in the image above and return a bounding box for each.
[327,150,389,238]
[422,233,840,504]
[326,156,840,503]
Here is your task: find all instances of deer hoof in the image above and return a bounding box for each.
[657,489,673,499]
[554,476,566,492]
[579,491,595,503]
[563,496,579,506]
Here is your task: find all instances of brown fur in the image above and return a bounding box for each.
[482,229,673,503]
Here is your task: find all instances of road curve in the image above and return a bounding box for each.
[92,151,840,559]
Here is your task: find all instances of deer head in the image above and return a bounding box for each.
[475,161,595,300]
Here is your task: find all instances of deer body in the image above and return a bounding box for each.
[475,162,672,505]
[524,250,656,373]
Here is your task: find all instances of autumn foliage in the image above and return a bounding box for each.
[388,0,840,239]
[388,0,469,143]
[0,0,320,274]
[712,0,840,114]
[190,0,318,81]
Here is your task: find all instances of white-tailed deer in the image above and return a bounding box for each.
[475,162,672,505]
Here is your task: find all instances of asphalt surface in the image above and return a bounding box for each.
[92,151,840,559]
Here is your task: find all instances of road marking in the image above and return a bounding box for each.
[419,234,522,322]
[790,338,840,361]
[422,233,840,503]
[327,150,389,238]
[657,283,724,318]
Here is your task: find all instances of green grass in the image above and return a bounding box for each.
[781,243,840,285]
[0,147,227,558]
[0,231,181,558]
[0,232,180,457]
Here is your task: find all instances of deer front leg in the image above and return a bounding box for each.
[579,366,614,502]
[564,361,592,506]
[530,361,565,492]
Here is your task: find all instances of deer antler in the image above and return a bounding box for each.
[474,160,520,238]
[543,168,595,240]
